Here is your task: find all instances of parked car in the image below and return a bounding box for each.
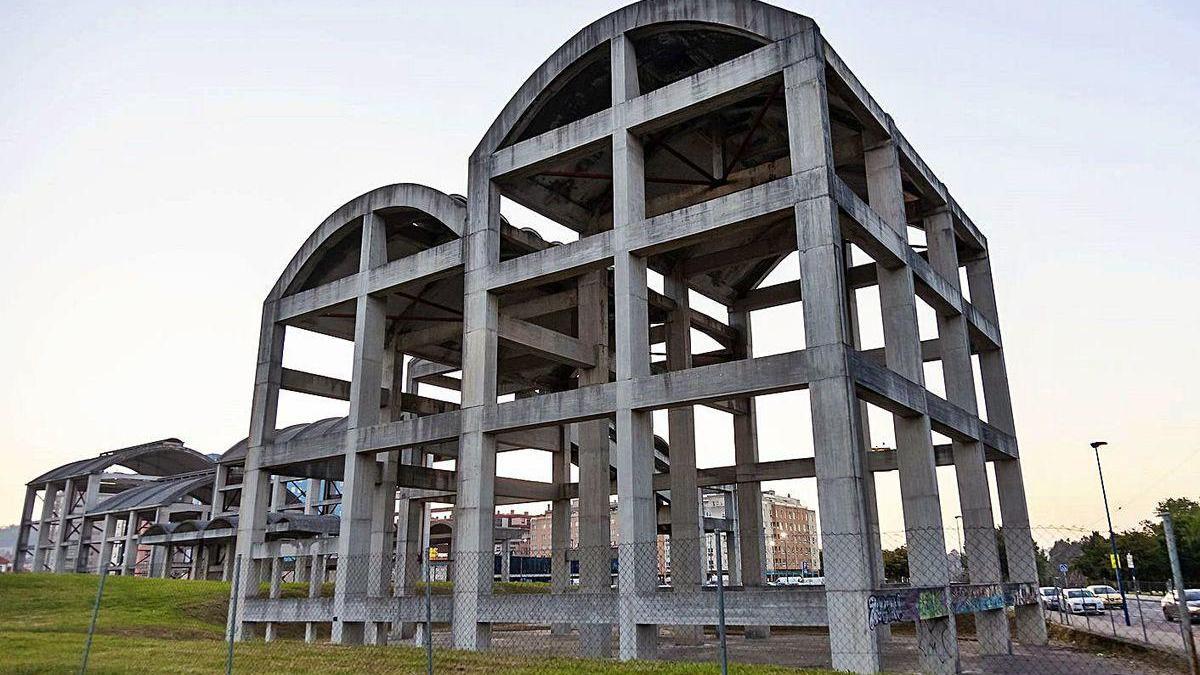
[1038,586,1061,610]
[1062,588,1104,615]
[1086,584,1124,608]
[1162,589,1200,623]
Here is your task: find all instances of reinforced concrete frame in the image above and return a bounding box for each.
[225,2,1045,672]
[13,439,215,576]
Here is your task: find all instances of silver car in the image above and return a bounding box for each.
[1162,589,1200,623]
[1038,586,1061,610]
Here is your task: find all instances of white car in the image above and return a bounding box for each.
[1161,589,1200,623]
[1061,588,1104,615]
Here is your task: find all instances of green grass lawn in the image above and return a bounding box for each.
[0,573,830,674]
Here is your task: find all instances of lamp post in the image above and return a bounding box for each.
[954,515,964,582]
[1091,441,1131,626]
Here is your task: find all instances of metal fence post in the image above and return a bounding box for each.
[1133,575,1149,643]
[714,531,728,675]
[226,554,241,675]
[1161,512,1199,675]
[425,549,433,675]
[80,563,109,675]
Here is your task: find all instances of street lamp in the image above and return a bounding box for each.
[1091,441,1131,626]
[954,515,965,583]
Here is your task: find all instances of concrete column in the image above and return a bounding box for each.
[97,515,116,575]
[926,208,1009,654]
[333,211,389,645]
[150,508,171,578]
[499,539,512,582]
[264,557,282,642]
[75,475,102,573]
[664,266,704,645]
[52,478,75,572]
[14,487,38,572]
[393,455,425,642]
[577,261,613,656]
[550,426,572,636]
[365,363,399,644]
[967,255,1048,645]
[392,362,423,637]
[189,544,202,580]
[72,517,92,574]
[844,245,889,645]
[451,154,500,650]
[268,477,286,512]
[122,511,139,575]
[865,136,955,675]
[611,33,657,661]
[221,543,234,581]
[32,484,58,572]
[722,490,741,584]
[784,53,880,674]
[728,309,770,639]
[234,298,286,640]
[293,476,320,588]
[83,473,102,509]
[306,554,326,643]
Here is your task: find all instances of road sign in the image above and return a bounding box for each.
[1058,563,1068,574]
[1126,553,1135,569]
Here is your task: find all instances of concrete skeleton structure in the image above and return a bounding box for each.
[225,2,1047,671]
[12,2,1046,672]
[13,439,216,577]
[215,1,1050,670]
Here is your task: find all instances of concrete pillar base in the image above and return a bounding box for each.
[618,622,656,661]
[1014,605,1048,645]
[579,624,612,658]
[975,608,1011,655]
[332,621,365,645]
[916,616,958,675]
[390,622,418,641]
[826,590,881,674]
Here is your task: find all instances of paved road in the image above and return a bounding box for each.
[1045,594,1196,654]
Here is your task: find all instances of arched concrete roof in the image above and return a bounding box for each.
[268,183,467,301]
[28,439,214,486]
[91,471,215,515]
[220,417,348,465]
[474,0,811,157]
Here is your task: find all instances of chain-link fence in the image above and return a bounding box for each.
[53,520,1199,674]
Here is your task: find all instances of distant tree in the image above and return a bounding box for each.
[882,545,909,583]
[1043,497,1200,588]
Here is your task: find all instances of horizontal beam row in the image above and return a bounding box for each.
[490,34,815,179]
[276,241,463,322]
[847,352,1017,458]
[832,177,1002,349]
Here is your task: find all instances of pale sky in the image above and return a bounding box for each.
[2,1,1197,541]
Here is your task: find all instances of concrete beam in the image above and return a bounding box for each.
[491,109,613,178]
[497,315,594,369]
[277,241,463,322]
[832,177,1002,350]
[487,230,614,291]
